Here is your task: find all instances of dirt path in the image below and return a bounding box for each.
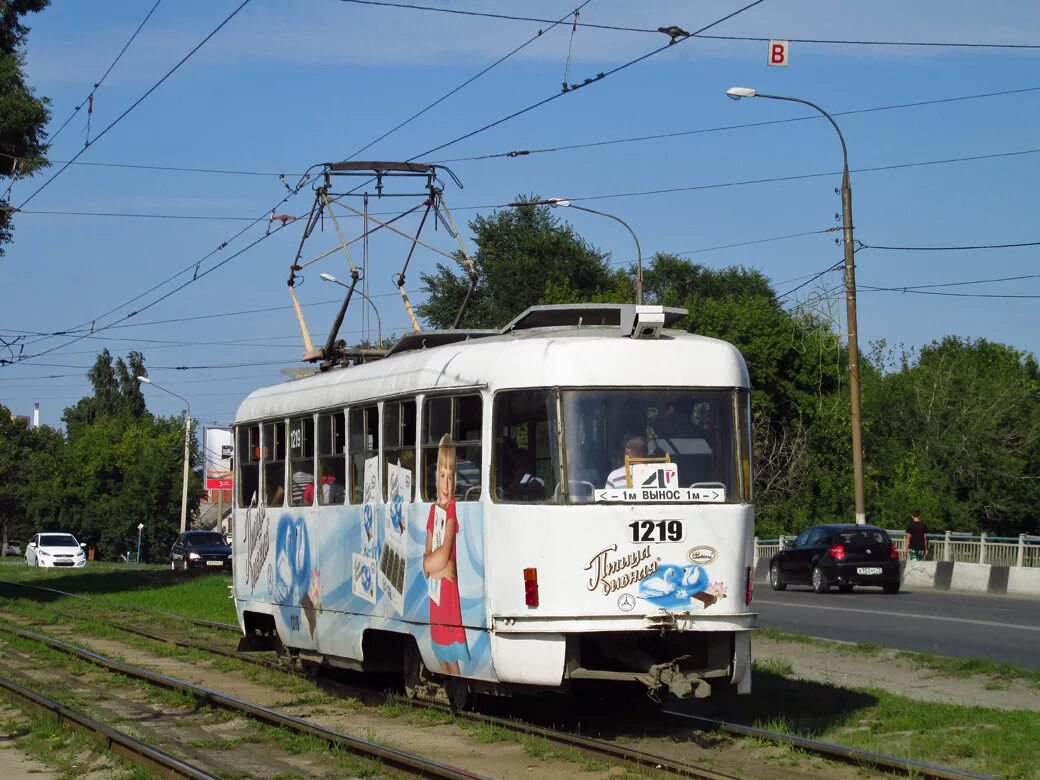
[755,635,1040,711]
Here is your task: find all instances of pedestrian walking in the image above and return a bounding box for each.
[904,510,929,561]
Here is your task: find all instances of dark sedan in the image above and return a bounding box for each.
[170,531,232,571]
[769,523,900,594]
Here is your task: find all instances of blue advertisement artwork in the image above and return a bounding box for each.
[242,453,492,682]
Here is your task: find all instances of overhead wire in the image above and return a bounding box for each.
[343,0,595,160]
[15,0,253,210]
[336,1,1040,49]
[433,85,1040,163]
[7,0,768,368]
[404,0,769,162]
[46,1,164,146]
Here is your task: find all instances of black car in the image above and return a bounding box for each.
[170,531,232,571]
[769,524,900,594]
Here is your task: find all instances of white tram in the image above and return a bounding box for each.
[231,304,756,704]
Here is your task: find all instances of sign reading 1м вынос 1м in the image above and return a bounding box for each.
[594,462,726,503]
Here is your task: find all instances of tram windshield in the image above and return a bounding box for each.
[493,388,750,504]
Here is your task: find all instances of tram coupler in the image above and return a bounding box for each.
[649,657,710,700]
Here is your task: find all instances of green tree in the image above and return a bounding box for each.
[0,0,50,255]
[417,198,628,329]
[865,337,1040,535]
[64,349,148,428]
[56,350,203,561]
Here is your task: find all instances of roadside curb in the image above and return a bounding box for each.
[753,558,1040,596]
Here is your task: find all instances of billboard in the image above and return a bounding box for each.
[204,427,234,493]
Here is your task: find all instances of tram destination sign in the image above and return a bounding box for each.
[595,486,725,503]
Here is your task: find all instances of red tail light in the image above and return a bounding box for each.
[889,545,900,559]
[828,544,846,560]
[745,566,753,606]
[523,567,539,608]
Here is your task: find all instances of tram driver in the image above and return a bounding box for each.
[604,435,648,489]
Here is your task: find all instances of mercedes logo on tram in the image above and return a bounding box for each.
[617,593,636,612]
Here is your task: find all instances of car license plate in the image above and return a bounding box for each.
[206,560,224,567]
[857,567,882,575]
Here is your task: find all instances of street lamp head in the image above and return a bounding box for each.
[136,376,151,384]
[319,272,338,283]
[726,86,757,100]
[547,198,571,208]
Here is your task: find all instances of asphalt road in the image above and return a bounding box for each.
[752,585,1040,669]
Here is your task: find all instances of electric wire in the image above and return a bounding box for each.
[46,1,164,146]
[15,0,253,210]
[9,82,1036,181]
[336,1,1040,49]
[862,241,1040,251]
[17,143,1036,226]
[404,0,769,162]
[433,85,1040,163]
[343,0,594,160]
[5,0,767,367]
[337,0,657,34]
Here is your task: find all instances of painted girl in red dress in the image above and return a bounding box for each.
[423,434,470,674]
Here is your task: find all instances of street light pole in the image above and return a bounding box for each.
[137,376,192,533]
[509,199,644,305]
[726,87,866,524]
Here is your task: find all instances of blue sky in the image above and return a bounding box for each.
[3,0,1038,429]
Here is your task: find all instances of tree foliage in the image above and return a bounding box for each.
[0,0,50,255]
[1,350,203,562]
[417,198,629,329]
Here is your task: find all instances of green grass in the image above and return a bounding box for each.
[0,563,237,623]
[715,666,1040,779]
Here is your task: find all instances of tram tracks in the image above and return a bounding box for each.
[1,580,992,780]
[0,623,486,779]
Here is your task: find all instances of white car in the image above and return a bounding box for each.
[25,533,87,568]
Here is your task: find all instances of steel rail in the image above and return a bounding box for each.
[407,696,742,780]
[0,673,218,780]
[0,624,488,780]
[666,711,994,780]
[2,581,993,779]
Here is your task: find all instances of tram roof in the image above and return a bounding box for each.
[234,304,750,423]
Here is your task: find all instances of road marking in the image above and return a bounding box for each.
[756,599,1040,632]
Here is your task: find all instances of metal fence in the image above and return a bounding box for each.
[755,531,1040,568]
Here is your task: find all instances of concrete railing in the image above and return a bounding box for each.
[755,532,1040,568]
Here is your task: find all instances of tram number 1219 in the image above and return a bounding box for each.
[629,520,684,543]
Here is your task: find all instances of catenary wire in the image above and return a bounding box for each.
[433,85,1040,163]
[343,0,594,160]
[15,0,252,210]
[16,144,1038,225]
[46,1,164,146]
[404,0,769,161]
[5,0,767,366]
[336,1,1040,49]
[7,83,1036,180]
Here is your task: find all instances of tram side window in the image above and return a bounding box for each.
[317,411,346,505]
[237,425,260,507]
[383,399,416,501]
[492,390,559,503]
[349,406,379,504]
[263,421,286,506]
[288,416,315,506]
[421,394,482,502]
